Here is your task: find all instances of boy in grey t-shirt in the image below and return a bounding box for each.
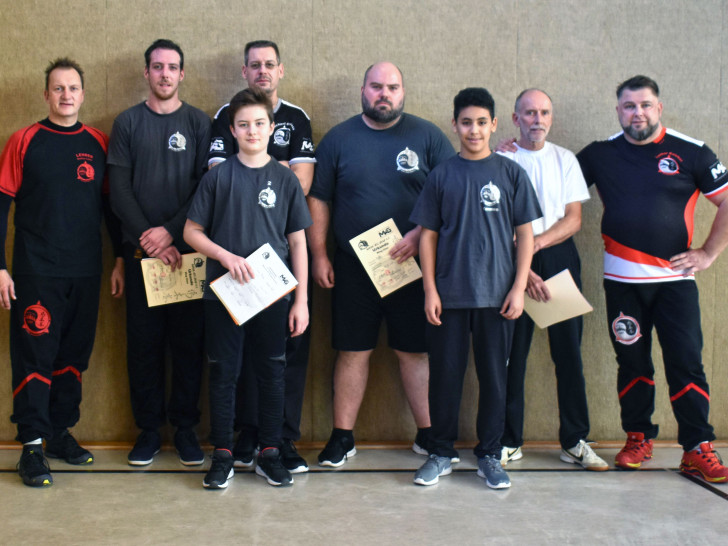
[410,87,541,489]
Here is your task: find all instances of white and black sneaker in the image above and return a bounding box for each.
[203,449,234,489]
[256,447,293,486]
[560,439,608,471]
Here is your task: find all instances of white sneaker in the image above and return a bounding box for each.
[500,446,522,466]
[560,439,609,471]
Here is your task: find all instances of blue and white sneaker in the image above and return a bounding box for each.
[414,454,452,486]
[477,455,511,489]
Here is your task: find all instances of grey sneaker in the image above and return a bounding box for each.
[500,446,522,466]
[477,455,511,489]
[560,439,609,471]
[413,454,452,486]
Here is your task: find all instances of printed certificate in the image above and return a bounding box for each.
[141,252,207,307]
[523,269,593,328]
[349,218,422,298]
[209,243,297,326]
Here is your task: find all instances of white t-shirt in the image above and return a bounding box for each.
[499,141,589,235]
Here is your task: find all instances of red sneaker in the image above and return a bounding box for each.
[615,432,653,470]
[680,442,728,483]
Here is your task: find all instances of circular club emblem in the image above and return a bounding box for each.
[612,312,642,345]
[480,181,501,208]
[258,187,277,208]
[658,156,679,175]
[273,126,291,146]
[23,301,51,336]
[168,132,187,152]
[396,147,419,173]
[77,161,95,182]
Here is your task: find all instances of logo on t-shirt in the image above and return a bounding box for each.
[75,153,95,182]
[657,152,680,175]
[22,301,51,337]
[209,138,225,153]
[480,182,501,212]
[168,132,187,152]
[396,147,419,173]
[710,161,727,180]
[258,181,277,209]
[612,312,642,345]
[301,138,314,153]
[273,125,291,147]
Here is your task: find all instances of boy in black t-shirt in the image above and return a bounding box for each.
[410,87,541,489]
[184,87,311,488]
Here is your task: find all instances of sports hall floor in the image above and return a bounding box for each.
[1,442,726,545]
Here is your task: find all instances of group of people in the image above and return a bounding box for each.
[2,37,727,491]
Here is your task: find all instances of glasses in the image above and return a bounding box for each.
[248,61,278,70]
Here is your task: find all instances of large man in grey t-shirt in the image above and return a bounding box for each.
[307,61,454,467]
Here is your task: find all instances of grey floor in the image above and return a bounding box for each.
[1,443,727,545]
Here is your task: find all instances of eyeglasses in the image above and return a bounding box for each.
[248,61,278,70]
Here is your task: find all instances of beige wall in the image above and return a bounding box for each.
[0,0,726,444]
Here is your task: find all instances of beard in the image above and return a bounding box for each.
[622,121,659,142]
[361,94,404,124]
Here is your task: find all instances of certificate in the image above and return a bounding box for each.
[523,269,593,328]
[209,243,297,326]
[141,252,207,307]
[349,218,422,298]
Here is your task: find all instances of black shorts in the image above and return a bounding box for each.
[331,249,426,352]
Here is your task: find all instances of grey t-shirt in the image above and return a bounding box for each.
[107,101,211,251]
[411,153,542,308]
[187,156,312,298]
[309,113,454,255]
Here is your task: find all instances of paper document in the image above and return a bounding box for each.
[209,243,297,326]
[141,252,207,307]
[523,269,593,328]
[349,218,422,298]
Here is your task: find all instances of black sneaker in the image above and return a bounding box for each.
[174,428,204,466]
[256,447,293,486]
[128,430,161,466]
[203,449,234,489]
[318,433,356,467]
[17,445,53,487]
[45,429,93,465]
[412,428,430,456]
[233,428,258,469]
[280,439,309,474]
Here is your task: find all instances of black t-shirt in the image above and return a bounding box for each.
[187,156,312,298]
[309,113,455,254]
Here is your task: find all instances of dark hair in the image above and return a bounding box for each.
[228,87,274,125]
[616,75,659,99]
[514,88,552,112]
[144,39,184,70]
[45,57,84,90]
[362,62,404,88]
[244,40,280,66]
[453,87,495,120]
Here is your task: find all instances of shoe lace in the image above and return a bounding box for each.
[210,452,231,472]
[624,438,648,454]
[698,449,724,470]
[481,456,500,472]
[21,448,51,474]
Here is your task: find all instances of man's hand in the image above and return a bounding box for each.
[525,269,551,302]
[669,248,716,276]
[111,257,125,298]
[500,287,525,320]
[0,269,16,310]
[389,228,420,264]
[312,254,335,288]
[140,226,173,257]
[494,137,518,154]
[157,245,183,271]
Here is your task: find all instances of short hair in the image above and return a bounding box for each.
[244,40,280,66]
[45,57,84,90]
[453,87,495,120]
[144,39,184,70]
[362,63,405,88]
[228,86,274,125]
[616,75,659,99]
[514,88,552,112]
